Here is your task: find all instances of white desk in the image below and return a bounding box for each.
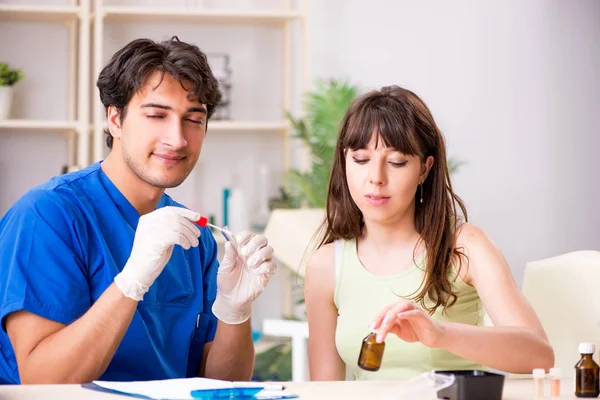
[0,378,580,399]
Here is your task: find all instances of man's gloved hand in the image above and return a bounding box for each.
[115,206,201,301]
[212,232,276,324]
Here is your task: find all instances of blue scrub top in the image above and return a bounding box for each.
[0,162,219,383]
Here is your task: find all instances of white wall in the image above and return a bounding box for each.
[310,0,600,283]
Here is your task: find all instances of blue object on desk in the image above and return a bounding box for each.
[191,387,263,399]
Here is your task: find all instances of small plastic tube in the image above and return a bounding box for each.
[549,367,561,398]
[533,368,545,398]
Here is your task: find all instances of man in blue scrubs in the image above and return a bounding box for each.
[0,37,277,384]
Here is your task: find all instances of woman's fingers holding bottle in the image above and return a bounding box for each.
[369,300,416,342]
[368,303,394,334]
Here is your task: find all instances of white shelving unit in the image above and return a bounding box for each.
[1,0,309,172]
[2,0,309,328]
[2,0,312,368]
[0,119,79,132]
[0,0,87,168]
[0,3,81,22]
[99,6,303,24]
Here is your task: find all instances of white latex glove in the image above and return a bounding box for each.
[212,231,277,324]
[114,206,201,301]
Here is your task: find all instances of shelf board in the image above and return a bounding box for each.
[1,120,284,133]
[0,4,81,23]
[0,119,78,131]
[100,6,303,25]
[96,120,287,133]
[208,120,287,132]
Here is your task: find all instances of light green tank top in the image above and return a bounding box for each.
[334,238,484,380]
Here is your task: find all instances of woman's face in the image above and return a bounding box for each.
[345,133,432,225]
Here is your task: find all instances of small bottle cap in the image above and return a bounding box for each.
[579,342,595,354]
[550,367,562,377]
[196,215,208,227]
[532,368,545,378]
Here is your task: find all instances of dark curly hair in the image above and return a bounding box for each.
[96,36,222,149]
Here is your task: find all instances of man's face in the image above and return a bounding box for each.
[108,71,207,188]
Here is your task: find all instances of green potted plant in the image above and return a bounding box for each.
[263,79,358,279]
[0,63,24,120]
[283,78,359,208]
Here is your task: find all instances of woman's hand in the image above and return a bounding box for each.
[369,299,445,348]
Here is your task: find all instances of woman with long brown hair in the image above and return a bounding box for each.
[304,85,554,380]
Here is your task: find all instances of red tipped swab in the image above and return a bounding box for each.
[196,216,209,227]
[196,215,233,235]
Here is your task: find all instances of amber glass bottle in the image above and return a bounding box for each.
[358,332,385,371]
[575,342,600,398]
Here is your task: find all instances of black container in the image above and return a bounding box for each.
[435,370,505,400]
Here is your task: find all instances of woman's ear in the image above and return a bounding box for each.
[107,105,123,141]
[420,156,434,183]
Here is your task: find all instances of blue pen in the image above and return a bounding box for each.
[190,387,263,399]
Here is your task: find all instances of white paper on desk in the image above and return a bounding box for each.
[93,377,237,399]
[92,378,291,400]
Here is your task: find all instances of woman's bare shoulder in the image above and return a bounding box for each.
[306,242,336,274]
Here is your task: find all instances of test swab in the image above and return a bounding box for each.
[196,216,232,236]
[196,215,246,258]
[196,216,247,268]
